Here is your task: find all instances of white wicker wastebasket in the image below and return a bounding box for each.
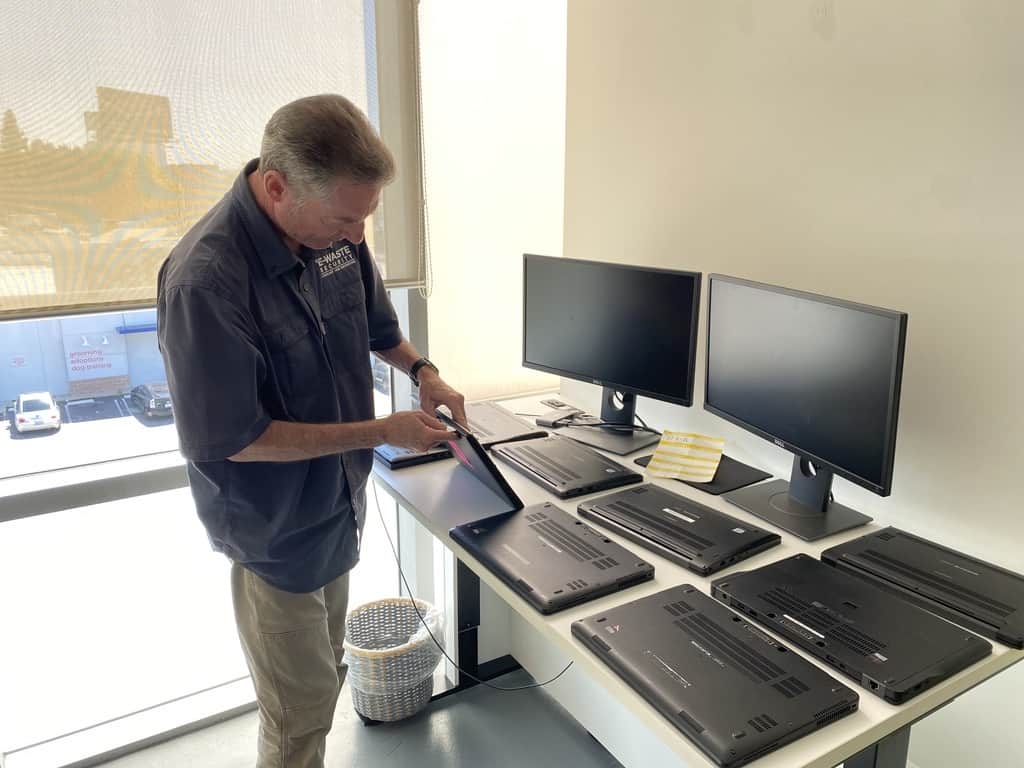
[344,597,444,722]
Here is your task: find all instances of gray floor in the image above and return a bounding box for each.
[100,670,624,768]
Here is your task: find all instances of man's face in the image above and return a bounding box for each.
[269,173,381,252]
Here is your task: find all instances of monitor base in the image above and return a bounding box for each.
[634,453,771,496]
[723,479,872,541]
[555,424,662,455]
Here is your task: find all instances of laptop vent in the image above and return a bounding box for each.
[592,556,621,571]
[876,531,896,542]
[663,599,696,617]
[565,579,589,592]
[524,510,548,523]
[772,676,810,699]
[760,588,811,615]
[605,500,714,551]
[759,589,887,656]
[530,519,604,562]
[860,550,1014,618]
[675,614,786,683]
[676,709,705,734]
[814,701,856,729]
[747,714,778,733]
[510,445,582,482]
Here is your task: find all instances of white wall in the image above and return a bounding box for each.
[418,0,566,400]
[562,1,1023,766]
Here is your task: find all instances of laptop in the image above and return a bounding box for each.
[822,527,1024,649]
[711,554,992,704]
[464,400,548,447]
[491,435,643,499]
[572,585,859,768]
[578,484,781,576]
[373,401,546,470]
[450,501,654,614]
[438,411,524,513]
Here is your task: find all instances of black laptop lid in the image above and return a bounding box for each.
[711,554,992,703]
[450,501,654,614]
[822,527,1024,649]
[437,411,523,513]
[578,484,780,576]
[572,585,859,767]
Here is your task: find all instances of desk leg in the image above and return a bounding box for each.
[844,726,910,768]
[430,559,520,701]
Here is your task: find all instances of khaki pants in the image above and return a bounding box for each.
[231,563,350,768]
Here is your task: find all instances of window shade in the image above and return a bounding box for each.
[0,0,425,320]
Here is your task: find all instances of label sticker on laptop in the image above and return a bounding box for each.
[645,431,726,483]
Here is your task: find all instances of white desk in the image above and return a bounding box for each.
[372,394,1023,768]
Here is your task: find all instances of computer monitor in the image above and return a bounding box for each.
[705,274,908,540]
[522,254,700,453]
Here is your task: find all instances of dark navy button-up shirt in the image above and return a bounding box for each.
[157,159,402,593]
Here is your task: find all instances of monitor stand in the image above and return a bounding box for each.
[723,456,872,541]
[553,388,661,455]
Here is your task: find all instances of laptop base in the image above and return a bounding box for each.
[634,453,772,496]
[724,480,872,541]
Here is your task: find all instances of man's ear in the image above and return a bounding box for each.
[263,170,288,204]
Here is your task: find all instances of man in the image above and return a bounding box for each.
[157,94,465,767]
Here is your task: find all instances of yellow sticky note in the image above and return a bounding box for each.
[645,431,726,483]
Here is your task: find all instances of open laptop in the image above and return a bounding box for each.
[822,527,1024,649]
[437,411,523,514]
[711,554,992,703]
[578,484,781,576]
[572,585,859,767]
[450,501,654,614]
[491,435,643,499]
[373,401,546,469]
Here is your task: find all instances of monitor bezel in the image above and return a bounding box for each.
[703,273,907,497]
[521,253,702,408]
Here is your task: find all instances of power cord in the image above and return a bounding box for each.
[561,414,661,436]
[368,481,574,692]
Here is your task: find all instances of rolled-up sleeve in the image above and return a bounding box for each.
[158,283,272,461]
[359,244,402,351]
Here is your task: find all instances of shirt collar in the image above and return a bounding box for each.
[231,158,301,279]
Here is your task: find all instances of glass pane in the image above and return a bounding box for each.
[0,0,380,317]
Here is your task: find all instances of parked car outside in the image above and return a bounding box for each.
[12,392,61,434]
[130,382,173,418]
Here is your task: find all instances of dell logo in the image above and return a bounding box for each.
[773,439,785,448]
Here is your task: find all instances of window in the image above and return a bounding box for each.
[0,1,427,764]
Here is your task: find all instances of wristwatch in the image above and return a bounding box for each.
[408,357,439,386]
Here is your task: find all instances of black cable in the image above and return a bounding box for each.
[563,415,661,436]
[369,481,574,692]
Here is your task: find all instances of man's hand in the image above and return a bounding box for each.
[416,369,467,426]
[382,410,454,452]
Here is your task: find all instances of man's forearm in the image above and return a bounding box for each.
[374,338,424,376]
[228,418,388,462]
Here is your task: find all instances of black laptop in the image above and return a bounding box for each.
[711,554,992,703]
[572,585,859,768]
[438,411,523,513]
[450,501,654,614]
[822,527,1024,649]
[374,401,546,469]
[578,484,781,576]
[491,435,643,499]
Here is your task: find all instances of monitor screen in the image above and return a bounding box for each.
[705,275,907,495]
[523,254,701,407]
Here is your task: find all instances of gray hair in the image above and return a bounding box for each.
[258,94,395,200]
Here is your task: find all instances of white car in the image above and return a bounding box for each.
[12,392,62,434]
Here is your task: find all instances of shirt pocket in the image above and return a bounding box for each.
[320,274,373,397]
[265,318,322,402]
